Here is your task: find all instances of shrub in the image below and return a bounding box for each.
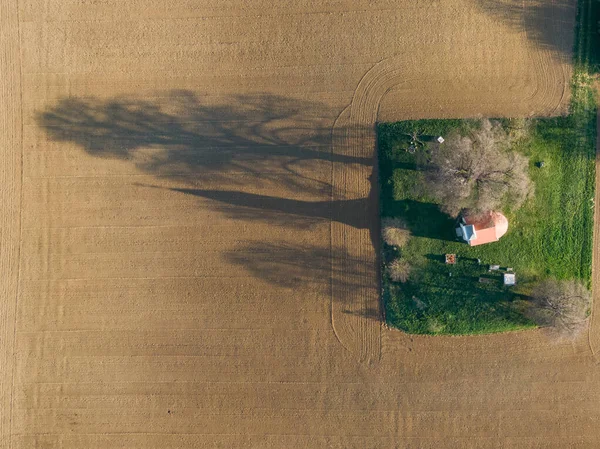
[382,217,411,248]
[389,258,411,283]
[504,118,531,141]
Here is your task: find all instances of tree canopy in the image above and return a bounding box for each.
[426,119,532,216]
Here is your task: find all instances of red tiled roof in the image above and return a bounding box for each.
[469,227,498,246]
[462,211,509,246]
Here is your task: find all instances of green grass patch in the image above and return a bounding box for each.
[378,116,595,335]
[379,0,598,335]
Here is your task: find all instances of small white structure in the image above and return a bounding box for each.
[503,273,516,286]
[456,222,476,243]
[437,136,445,144]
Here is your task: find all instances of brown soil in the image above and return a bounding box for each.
[4,0,599,447]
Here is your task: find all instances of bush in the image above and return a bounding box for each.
[381,217,411,248]
[389,258,411,283]
[504,118,531,141]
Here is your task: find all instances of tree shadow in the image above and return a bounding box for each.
[224,241,381,322]
[165,188,370,230]
[37,91,378,229]
[37,91,372,196]
[225,242,371,290]
[386,199,456,241]
[425,254,446,263]
[475,0,577,63]
[36,91,379,319]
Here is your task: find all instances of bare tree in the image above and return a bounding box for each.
[527,279,591,338]
[427,119,532,216]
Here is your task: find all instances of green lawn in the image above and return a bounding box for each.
[378,114,596,334]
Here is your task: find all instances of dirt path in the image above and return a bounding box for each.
[0,1,22,448]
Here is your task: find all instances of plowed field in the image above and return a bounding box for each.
[3,0,599,447]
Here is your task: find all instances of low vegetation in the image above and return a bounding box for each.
[381,217,411,248]
[388,258,411,283]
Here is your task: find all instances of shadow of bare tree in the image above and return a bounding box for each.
[225,242,371,290]
[166,187,370,230]
[38,91,372,196]
[37,91,379,318]
[225,241,381,322]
